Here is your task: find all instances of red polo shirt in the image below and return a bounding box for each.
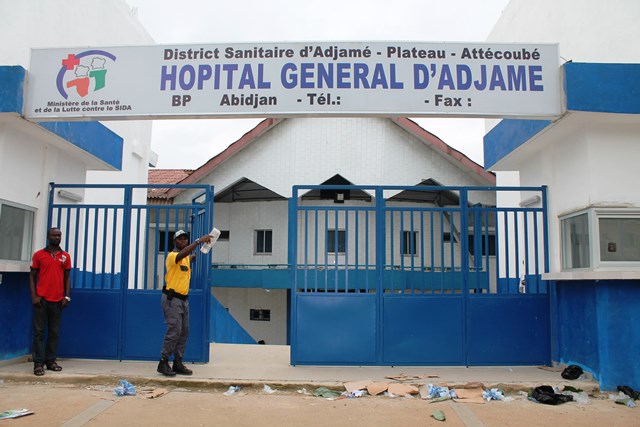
[31,248,72,302]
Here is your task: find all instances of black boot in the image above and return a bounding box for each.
[172,359,193,375]
[157,358,176,376]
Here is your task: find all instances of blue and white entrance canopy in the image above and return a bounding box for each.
[484,62,640,169]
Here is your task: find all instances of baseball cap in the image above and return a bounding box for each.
[174,230,189,240]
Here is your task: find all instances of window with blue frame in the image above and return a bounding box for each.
[0,200,34,262]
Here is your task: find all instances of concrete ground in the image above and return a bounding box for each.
[1,344,636,426]
[0,344,598,391]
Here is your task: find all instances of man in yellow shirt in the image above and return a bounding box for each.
[157,229,212,376]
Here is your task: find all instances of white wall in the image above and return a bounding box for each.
[584,121,640,206]
[488,0,640,63]
[498,114,640,273]
[0,0,156,253]
[213,288,288,345]
[195,118,494,201]
[213,201,289,265]
[0,120,90,271]
[0,1,153,66]
[486,0,640,274]
[485,0,640,134]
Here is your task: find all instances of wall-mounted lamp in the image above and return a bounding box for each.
[57,190,83,202]
[519,195,541,207]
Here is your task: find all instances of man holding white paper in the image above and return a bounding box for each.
[157,229,214,376]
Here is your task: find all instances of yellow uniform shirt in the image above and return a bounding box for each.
[165,251,191,295]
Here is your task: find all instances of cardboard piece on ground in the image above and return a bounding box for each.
[139,388,170,399]
[388,383,419,396]
[367,382,389,396]
[453,387,486,404]
[344,380,373,393]
[418,384,430,399]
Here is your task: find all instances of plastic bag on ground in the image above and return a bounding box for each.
[426,384,457,400]
[113,379,136,396]
[562,390,590,405]
[483,388,505,401]
[615,398,637,408]
[313,387,341,399]
[617,385,640,400]
[223,386,241,396]
[561,365,584,380]
[530,385,573,405]
[342,390,367,398]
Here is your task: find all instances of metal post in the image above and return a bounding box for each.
[375,187,384,364]
[117,185,133,360]
[288,187,298,364]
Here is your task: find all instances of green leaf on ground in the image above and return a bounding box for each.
[431,410,446,421]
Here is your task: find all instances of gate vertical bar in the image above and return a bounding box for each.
[459,188,470,365]
[541,186,550,274]
[118,185,133,360]
[542,184,557,364]
[47,183,55,232]
[204,185,214,361]
[288,188,298,365]
[375,187,384,364]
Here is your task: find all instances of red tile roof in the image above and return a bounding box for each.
[147,169,194,203]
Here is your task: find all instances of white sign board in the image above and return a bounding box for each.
[25,42,561,120]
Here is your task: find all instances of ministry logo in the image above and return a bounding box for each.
[56,50,117,99]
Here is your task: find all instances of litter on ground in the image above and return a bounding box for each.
[138,388,169,399]
[223,386,242,396]
[112,379,136,396]
[0,409,33,420]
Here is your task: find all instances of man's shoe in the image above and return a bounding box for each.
[34,364,45,376]
[157,359,176,376]
[45,361,62,371]
[172,360,193,375]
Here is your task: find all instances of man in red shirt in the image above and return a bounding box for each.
[30,227,72,376]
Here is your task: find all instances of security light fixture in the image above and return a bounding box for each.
[57,190,83,202]
[519,195,541,207]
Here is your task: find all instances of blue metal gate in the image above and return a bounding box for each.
[48,183,214,362]
[290,185,550,366]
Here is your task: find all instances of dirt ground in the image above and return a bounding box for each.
[0,382,637,427]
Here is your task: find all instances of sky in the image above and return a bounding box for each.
[124,0,511,169]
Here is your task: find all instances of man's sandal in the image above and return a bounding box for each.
[46,361,62,371]
[34,365,45,376]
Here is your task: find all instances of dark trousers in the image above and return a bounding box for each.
[32,300,63,365]
[160,294,189,361]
